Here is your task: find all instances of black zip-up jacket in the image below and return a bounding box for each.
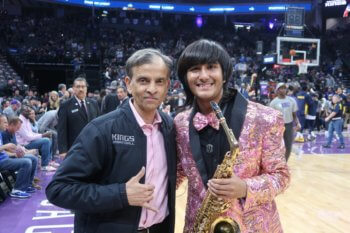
[46,101,176,233]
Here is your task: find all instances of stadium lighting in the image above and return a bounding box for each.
[196,15,203,28]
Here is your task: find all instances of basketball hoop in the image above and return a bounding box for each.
[296,60,308,74]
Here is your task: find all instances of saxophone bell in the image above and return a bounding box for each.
[211,217,240,233]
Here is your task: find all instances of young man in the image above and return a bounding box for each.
[46,49,176,233]
[305,93,319,141]
[295,83,312,142]
[0,115,38,198]
[270,83,300,161]
[175,39,290,233]
[16,106,55,171]
[57,76,100,158]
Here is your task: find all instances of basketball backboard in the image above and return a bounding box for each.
[276,36,320,66]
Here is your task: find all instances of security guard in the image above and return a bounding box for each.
[46,49,176,233]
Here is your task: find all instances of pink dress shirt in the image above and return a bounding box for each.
[16,115,42,145]
[129,99,169,229]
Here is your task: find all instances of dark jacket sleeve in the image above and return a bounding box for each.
[46,122,129,213]
[94,99,101,117]
[305,94,313,107]
[57,101,68,153]
[100,96,107,115]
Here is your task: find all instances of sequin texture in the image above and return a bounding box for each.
[175,101,291,233]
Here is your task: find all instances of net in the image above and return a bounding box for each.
[296,60,308,74]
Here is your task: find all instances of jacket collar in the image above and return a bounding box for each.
[119,98,174,181]
[121,98,172,132]
[227,90,248,141]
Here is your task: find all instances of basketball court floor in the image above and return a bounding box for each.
[0,133,349,233]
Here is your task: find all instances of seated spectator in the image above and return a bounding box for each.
[48,91,60,111]
[3,99,21,118]
[13,89,24,102]
[28,108,39,133]
[1,99,10,114]
[15,106,56,171]
[1,116,41,189]
[58,84,67,98]
[0,114,38,198]
[37,109,58,156]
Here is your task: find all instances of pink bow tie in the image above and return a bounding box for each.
[193,112,220,131]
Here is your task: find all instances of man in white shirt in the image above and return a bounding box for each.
[270,83,300,161]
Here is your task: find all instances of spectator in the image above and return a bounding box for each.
[48,91,60,111]
[0,114,38,198]
[101,80,119,115]
[1,99,10,114]
[323,95,345,149]
[13,89,23,102]
[295,84,312,143]
[270,83,300,161]
[116,86,129,107]
[3,99,21,118]
[15,106,55,171]
[305,93,319,141]
[344,94,350,129]
[58,83,67,98]
[37,110,58,156]
[1,116,41,189]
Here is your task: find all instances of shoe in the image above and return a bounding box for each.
[338,145,345,149]
[322,144,331,148]
[41,166,57,172]
[49,161,60,168]
[9,190,31,199]
[32,182,42,190]
[295,136,305,143]
[33,177,41,184]
[26,186,36,193]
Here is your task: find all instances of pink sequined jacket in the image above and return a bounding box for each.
[175,94,290,233]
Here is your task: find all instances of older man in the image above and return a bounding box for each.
[46,49,176,233]
[0,115,38,198]
[57,75,100,157]
[3,99,21,118]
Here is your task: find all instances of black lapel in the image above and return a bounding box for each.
[158,111,174,180]
[86,99,93,122]
[188,104,209,187]
[229,91,248,141]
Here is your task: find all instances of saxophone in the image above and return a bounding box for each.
[192,101,240,233]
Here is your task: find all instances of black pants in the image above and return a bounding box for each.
[137,216,170,233]
[306,119,315,134]
[284,122,294,161]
